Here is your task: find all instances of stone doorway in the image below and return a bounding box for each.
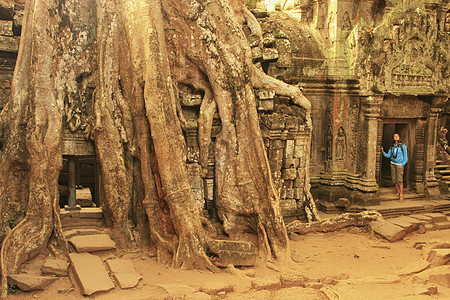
[380,121,413,188]
[59,156,98,208]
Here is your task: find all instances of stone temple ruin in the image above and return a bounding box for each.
[1,0,450,297]
[1,1,450,221]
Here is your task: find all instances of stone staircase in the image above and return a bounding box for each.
[435,159,450,191]
[370,212,450,243]
[60,206,141,296]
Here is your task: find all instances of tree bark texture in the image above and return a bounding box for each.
[0,0,315,296]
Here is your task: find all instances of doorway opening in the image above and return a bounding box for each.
[59,156,98,208]
[380,122,412,188]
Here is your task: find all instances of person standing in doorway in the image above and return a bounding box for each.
[382,133,408,202]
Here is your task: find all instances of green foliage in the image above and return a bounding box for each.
[7,217,16,229]
[245,0,261,9]
[8,284,17,294]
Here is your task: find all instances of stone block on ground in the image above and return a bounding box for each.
[395,215,426,226]
[395,260,430,276]
[416,266,450,288]
[217,250,256,267]
[434,221,450,230]
[42,258,68,276]
[369,220,406,242]
[424,213,448,223]
[409,214,433,222]
[388,217,419,233]
[69,233,116,252]
[426,249,450,266]
[7,274,57,292]
[215,240,256,253]
[61,217,104,229]
[105,259,141,289]
[79,207,103,219]
[69,252,115,295]
[64,228,98,240]
[198,282,234,295]
[76,188,93,207]
[279,273,309,287]
[157,283,197,297]
[251,276,282,291]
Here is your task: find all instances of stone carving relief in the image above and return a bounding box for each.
[445,9,450,32]
[358,7,449,95]
[336,126,346,160]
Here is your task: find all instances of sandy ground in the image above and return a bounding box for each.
[8,227,450,299]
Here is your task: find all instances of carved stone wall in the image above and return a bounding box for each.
[0,0,21,112]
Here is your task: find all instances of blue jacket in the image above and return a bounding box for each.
[383,143,408,167]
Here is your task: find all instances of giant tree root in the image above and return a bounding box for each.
[286,211,383,235]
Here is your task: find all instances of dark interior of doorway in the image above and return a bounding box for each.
[58,156,97,207]
[381,123,409,188]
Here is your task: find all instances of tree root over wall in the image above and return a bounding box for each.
[0,1,320,297]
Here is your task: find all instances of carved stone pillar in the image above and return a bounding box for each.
[68,157,77,207]
[361,95,383,192]
[312,0,327,30]
[424,97,447,196]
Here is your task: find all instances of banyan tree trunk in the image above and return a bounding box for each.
[0,0,316,296]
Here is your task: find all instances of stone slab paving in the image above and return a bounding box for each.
[64,228,98,240]
[369,220,406,242]
[434,221,450,230]
[395,215,426,226]
[69,252,114,295]
[42,258,68,276]
[69,233,116,252]
[79,207,103,219]
[409,214,434,222]
[7,274,57,291]
[105,259,141,289]
[423,213,448,223]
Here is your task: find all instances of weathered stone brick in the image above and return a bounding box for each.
[269,139,284,150]
[257,99,274,111]
[283,158,299,169]
[293,188,302,199]
[251,46,262,61]
[218,250,256,267]
[204,179,214,201]
[256,89,275,100]
[0,36,19,52]
[284,139,295,158]
[263,33,275,46]
[369,220,406,242]
[248,34,260,47]
[285,116,299,131]
[262,48,279,61]
[282,168,297,180]
[0,20,12,36]
[180,92,202,106]
[215,240,256,253]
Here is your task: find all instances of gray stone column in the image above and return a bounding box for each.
[68,157,77,207]
[361,95,383,192]
[424,102,445,196]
